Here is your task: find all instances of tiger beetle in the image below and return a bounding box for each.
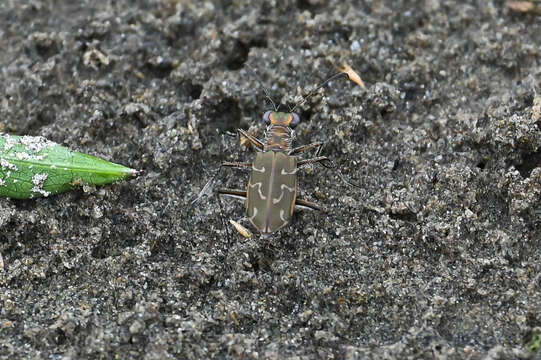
[209,68,355,237]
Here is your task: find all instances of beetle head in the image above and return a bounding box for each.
[263,111,300,128]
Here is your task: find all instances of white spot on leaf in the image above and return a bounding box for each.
[31,173,50,197]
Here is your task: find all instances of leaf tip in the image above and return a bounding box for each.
[129,168,144,177]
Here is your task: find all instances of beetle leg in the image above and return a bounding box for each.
[222,161,252,169]
[289,141,324,156]
[297,156,328,168]
[295,198,322,211]
[192,162,252,204]
[218,189,247,202]
[238,129,264,151]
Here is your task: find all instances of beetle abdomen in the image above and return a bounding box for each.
[247,152,297,234]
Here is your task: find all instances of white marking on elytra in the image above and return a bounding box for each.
[252,164,266,173]
[281,167,297,175]
[279,209,288,223]
[272,184,295,204]
[248,181,266,200]
[282,184,295,192]
[249,207,258,221]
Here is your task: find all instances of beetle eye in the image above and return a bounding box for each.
[290,112,300,128]
[263,111,272,124]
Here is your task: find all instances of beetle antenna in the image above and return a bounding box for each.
[291,72,349,113]
[244,64,279,112]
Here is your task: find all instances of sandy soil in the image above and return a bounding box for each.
[1,1,540,359]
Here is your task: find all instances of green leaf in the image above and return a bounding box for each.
[0,134,139,199]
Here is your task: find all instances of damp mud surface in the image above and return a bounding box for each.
[1,1,540,359]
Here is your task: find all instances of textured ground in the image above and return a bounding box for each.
[1,0,540,359]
